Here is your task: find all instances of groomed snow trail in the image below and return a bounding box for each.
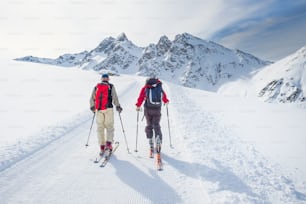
[0,76,208,204]
[0,75,305,204]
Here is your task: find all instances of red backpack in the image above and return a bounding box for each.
[95,82,111,110]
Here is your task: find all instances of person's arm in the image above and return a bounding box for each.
[136,87,146,107]
[89,86,97,112]
[111,85,120,107]
[162,89,169,104]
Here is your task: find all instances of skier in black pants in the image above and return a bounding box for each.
[135,78,169,167]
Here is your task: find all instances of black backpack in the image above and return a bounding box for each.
[145,79,162,108]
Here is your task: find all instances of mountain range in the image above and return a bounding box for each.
[15,32,305,103]
[15,33,270,90]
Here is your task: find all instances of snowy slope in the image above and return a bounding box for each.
[254,46,306,103]
[219,46,306,104]
[0,59,98,171]
[1,59,306,203]
[15,33,270,91]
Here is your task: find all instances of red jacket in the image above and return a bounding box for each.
[136,81,169,107]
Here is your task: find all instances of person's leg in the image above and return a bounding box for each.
[151,109,162,153]
[104,108,114,150]
[96,110,106,151]
[151,109,162,167]
[145,108,154,140]
[145,108,154,156]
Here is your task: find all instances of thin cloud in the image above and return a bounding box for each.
[211,1,306,60]
[0,0,305,60]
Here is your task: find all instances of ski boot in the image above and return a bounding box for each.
[99,145,105,156]
[104,141,113,159]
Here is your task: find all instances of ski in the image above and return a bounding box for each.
[157,161,163,171]
[156,153,163,171]
[149,148,154,158]
[155,137,163,170]
[93,152,105,163]
[100,141,119,167]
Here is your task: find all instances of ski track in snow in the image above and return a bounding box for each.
[0,76,306,204]
[0,111,93,172]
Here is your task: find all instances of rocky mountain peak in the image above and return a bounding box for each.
[158,35,171,45]
[157,35,172,54]
[174,32,203,44]
[116,32,128,42]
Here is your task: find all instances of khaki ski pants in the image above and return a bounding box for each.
[96,108,114,145]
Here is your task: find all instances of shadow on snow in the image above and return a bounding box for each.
[163,154,306,202]
[112,156,182,203]
[163,154,259,199]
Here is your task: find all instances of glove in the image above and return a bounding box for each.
[90,106,95,113]
[116,106,123,113]
[164,102,169,106]
[136,106,141,112]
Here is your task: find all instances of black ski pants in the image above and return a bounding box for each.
[144,107,162,142]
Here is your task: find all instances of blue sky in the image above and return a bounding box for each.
[0,0,305,61]
[210,0,306,60]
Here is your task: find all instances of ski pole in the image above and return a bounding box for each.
[135,110,139,152]
[85,112,96,147]
[118,112,130,153]
[141,114,145,122]
[166,104,173,148]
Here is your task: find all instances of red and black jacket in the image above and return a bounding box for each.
[136,79,169,108]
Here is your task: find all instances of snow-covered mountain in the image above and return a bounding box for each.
[254,46,306,103]
[17,33,306,104]
[137,33,271,91]
[139,33,271,91]
[15,33,270,91]
[79,33,143,74]
[15,51,88,67]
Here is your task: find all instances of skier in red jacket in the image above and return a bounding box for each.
[136,77,169,167]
